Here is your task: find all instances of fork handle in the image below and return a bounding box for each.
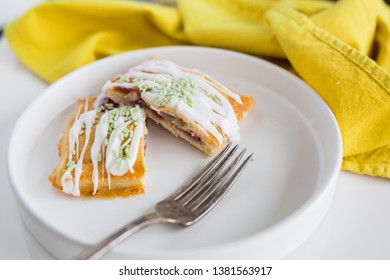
[76,212,166,260]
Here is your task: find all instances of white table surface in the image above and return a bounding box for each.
[0,37,389,260]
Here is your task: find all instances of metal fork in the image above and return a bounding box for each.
[76,143,254,260]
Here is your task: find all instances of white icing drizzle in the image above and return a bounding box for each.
[91,111,109,194]
[61,109,96,196]
[73,110,95,196]
[103,58,242,143]
[104,117,144,176]
[61,103,145,196]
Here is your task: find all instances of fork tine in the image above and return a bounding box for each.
[171,143,236,201]
[192,153,254,217]
[179,144,239,205]
[186,145,240,198]
[184,148,246,207]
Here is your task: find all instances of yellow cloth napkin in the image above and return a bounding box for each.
[5,0,390,178]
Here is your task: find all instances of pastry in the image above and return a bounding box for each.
[103,57,255,155]
[49,97,147,198]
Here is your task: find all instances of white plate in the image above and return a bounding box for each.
[7,46,342,259]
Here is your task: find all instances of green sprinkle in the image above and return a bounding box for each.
[212,94,223,105]
[122,130,128,139]
[66,161,76,171]
[120,137,132,150]
[97,153,102,162]
[135,78,196,108]
[104,138,109,147]
[118,76,129,82]
[125,146,131,157]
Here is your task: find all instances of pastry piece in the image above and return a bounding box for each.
[103,57,255,155]
[49,97,147,198]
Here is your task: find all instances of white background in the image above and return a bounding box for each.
[0,0,42,27]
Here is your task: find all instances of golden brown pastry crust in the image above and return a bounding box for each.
[49,97,146,198]
[105,60,255,156]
